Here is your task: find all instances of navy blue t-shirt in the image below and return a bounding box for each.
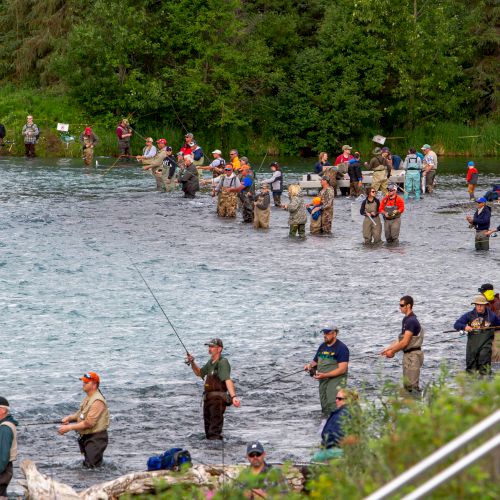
[313,339,350,363]
[401,313,421,336]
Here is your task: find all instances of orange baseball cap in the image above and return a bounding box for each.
[80,372,100,384]
[312,197,321,206]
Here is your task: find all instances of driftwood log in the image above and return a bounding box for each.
[21,459,305,499]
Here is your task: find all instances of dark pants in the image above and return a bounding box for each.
[24,143,36,157]
[203,395,226,440]
[289,224,306,238]
[272,192,282,207]
[466,332,493,375]
[78,430,108,468]
[0,462,13,497]
[475,231,489,251]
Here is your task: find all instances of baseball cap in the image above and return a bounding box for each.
[80,372,100,384]
[145,137,154,142]
[205,338,223,348]
[471,295,489,305]
[0,396,9,408]
[342,145,352,151]
[381,147,390,153]
[467,161,475,166]
[321,325,339,333]
[388,183,397,191]
[247,441,265,455]
[157,138,167,144]
[372,147,382,155]
[84,127,92,135]
[212,149,222,155]
[270,161,279,167]
[476,197,487,203]
[166,146,173,152]
[478,284,494,293]
[421,144,431,150]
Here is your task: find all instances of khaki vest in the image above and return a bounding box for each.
[77,391,110,435]
[399,327,424,352]
[1,421,18,461]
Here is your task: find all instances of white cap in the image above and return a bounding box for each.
[212,149,222,155]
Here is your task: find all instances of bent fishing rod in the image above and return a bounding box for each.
[126,252,191,358]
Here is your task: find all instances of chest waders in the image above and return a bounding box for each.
[217,178,238,217]
[317,355,347,417]
[203,361,229,440]
[466,317,494,374]
[399,328,424,392]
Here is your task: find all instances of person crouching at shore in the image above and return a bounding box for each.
[283,184,307,239]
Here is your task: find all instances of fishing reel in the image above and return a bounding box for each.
[308,366,317,377]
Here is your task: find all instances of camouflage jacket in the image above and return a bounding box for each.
[287,194,307,225]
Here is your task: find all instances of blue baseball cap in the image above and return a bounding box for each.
[467,161,475,166]
[476,197,487,203]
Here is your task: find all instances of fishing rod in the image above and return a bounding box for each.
[125,252,190,358]
[22,420,61,427]
[367,214,377,226]
[443,326,500,334]
[260,367,314,386]
[102,155,128,176]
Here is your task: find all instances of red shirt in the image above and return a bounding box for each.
[466,166,478,183]
[180,143,193,156]
[335,153,354,165]
[379,194,405,214]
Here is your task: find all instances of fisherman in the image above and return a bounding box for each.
[306,197,323,235]
[236,161,255,223]
[369,147,390,194]
[208,149,226,180]
[58,372,110,468]
[191,142,204,166]
[454,296,500,375]
[161,146,178,192]
[79,127,99,166]
[381,147,393,176]
[116,119,133,156]
[304,326,349,417]
[402,147,422,201]
[466,197,491,251]
[466,161,479,200]
[241,441,287,499]
[379,183,405,244]
[213,165,241,217]
[319,176,334,234]
[180,154,200,198]
[141,139,168,191]
[381,296,424,394]
[283,184,307,239]
[186,339,240,440]
[136,137,157,161]
[229,149,241,172]
[478,284,500,362]
[180,133,194,156]
[347,152,363,197]
[22,115,39,157]
[421,144,438,194]
[360,186,382,244]
[260,162,283,207]
[0,397,18,499]
[253,183,271,229]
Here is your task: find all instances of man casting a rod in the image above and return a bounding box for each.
[186,339,240,440]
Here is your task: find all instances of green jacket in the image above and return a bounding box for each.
[0,414,18,472]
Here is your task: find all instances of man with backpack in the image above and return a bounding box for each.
[186,339,241,440]
[22,115,39,157]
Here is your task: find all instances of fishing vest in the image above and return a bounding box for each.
[0,421,17,461]
[372,156,386,172]
[383,196,401,219]
[204,359,228,393]
[399,327,424,353]
[406,155,420,170]
[467,311,495,332]
[77,391,110,435]
[272,171,283,193]
[118,126,131,144]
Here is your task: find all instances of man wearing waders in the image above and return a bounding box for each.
[304,326,349,417]
[454,295,500,375]
[0,397,18,499]
[466,197,491,251]
[402,148,422,201]
[58,372,110,468]
[79,127,99,166]
[187,339,240,440]
[381,296,424,394]
[213,165,241,217]
[379,184,405,244]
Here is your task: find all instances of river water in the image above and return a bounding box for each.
[0,155,499,494]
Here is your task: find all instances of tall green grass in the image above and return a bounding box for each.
[1,86,499,158]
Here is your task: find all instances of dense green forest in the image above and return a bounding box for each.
[0,0,498,155]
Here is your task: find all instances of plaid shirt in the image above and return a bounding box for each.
[22,123,39,144]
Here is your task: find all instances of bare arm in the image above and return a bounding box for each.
[381,331,413,357]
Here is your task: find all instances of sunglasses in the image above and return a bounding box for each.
[248,452,262,458]
[336,397,346,401]
[399,303,406,307]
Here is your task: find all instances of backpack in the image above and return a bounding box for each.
[147,447,192,471]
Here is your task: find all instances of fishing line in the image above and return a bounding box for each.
[125,252,190,356]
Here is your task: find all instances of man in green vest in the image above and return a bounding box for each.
[58,372,110,468]
[0,396,18,498]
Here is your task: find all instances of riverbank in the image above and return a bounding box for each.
[1,86,499,158]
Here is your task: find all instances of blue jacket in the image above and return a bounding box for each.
[0,414,18,472]
[454,308,500,331]
[472,206,491,231]
[321,405,350,449]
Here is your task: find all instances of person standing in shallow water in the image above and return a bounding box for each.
[253,183,271,229]
[360,186,382,244]
[379,183,404,244]
[283,184,307,238]
[304,326,349,417]
[319,176,334,235]
[116,119,133,156]
[466,197,491,251]
[58,372,110,468]
[0,396,18,498]
[381,296,424,394]
[260,162,283,207]
[186,338,240,440]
